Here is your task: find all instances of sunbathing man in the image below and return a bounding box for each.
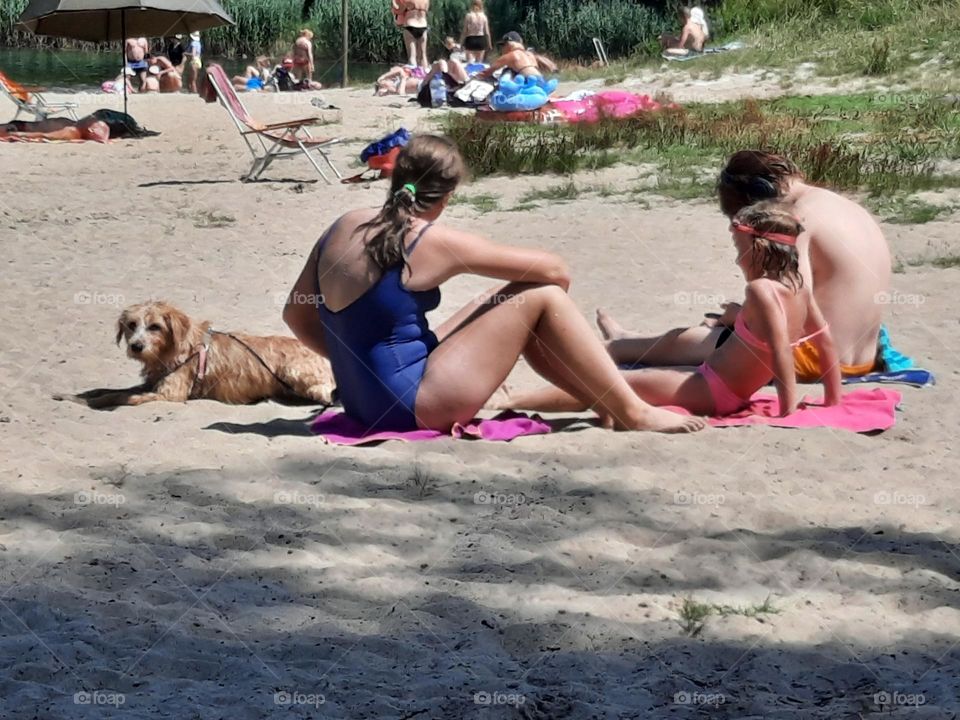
[232,56,273,91]
[661,7,708,55]
[476,32,557,80]
[1,116,110,143]
[602,150,892,381]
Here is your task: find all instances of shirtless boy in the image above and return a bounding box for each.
[602,150,892,381]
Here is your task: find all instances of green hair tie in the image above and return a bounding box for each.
[402,183,416,195]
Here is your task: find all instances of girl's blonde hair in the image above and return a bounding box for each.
[471,0,484,10]
[733,200,804,290]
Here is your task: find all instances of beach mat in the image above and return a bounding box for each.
[663,40,744,62]
[310,410,551,445]
[685,388,900,432]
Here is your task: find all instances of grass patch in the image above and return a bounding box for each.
[517,181,581,205]
[193,211,237,229]
[451,193,501,214]
[444,94,960,198]
[678,595,779,637]
[868,196,956,224]
[930,254,960,269]
[407,465,435,499]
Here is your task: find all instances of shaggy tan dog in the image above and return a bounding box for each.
[72,301,335,409]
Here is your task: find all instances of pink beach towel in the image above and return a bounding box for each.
[310,410,552,446]
[694,387,901,431]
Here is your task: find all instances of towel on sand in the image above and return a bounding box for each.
[686,388,900,431]
[310,410,552,445]
[310,389,898,443]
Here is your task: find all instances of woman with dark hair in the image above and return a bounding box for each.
[598,150,892,382]
[284,135,704,434]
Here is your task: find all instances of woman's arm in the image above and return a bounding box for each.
[806,297,842,406]
[746,283,797,416]
[408,226,571,291]
[282,244,329,357]
[477,53,512,79]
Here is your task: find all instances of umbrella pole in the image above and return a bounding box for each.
[121,10,128,115]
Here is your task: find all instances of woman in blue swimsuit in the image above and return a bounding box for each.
[283,135,704,434]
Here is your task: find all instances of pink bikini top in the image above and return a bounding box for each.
[734,291,827,351]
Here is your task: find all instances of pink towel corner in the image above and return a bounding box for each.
[309,410,552,446]
[694,387,901,432]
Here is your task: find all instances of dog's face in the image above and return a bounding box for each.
[116,302,191,366]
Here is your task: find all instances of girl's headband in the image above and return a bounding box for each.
[731,222,798,246]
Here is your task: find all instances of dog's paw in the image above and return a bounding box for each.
[51,393,86,405]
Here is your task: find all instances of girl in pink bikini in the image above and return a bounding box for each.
[499,201,843,417]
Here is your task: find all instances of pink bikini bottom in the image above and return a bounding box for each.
[697,362,751,416]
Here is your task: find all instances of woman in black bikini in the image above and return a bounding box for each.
[393,0,430,68]
[460,0,492,63]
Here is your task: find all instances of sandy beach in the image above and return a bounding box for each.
[1,79,959,719]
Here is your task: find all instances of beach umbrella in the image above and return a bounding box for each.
[17,0,234,115]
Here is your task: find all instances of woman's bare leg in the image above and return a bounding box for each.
[414,283,706,433]
[417,35,429,68]
[500,367,715,416]
[596,308,722,366]
[403,30,417,66]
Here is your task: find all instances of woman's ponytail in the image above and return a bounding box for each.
[356,136,465,270]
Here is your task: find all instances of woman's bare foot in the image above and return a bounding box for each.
[596,308,627,341]
[614,405,707,433]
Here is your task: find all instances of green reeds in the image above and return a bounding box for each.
[443,93,960,196]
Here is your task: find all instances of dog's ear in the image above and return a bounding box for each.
[165,306,192,347]
[115,311,128,346]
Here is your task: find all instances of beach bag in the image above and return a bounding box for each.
[341,128,411,183]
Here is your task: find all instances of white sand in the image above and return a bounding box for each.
[1,78,959,719]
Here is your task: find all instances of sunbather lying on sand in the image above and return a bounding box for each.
[499,201,842,417]
[1,116,109,143]
[476,31,557,80]
[283,135,704,433]
[375,64,427,96]
[602,150,892,380]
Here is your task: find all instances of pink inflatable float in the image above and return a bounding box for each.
[547,91,673,124]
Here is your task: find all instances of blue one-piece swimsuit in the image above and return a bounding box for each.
[316,222,440,431]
